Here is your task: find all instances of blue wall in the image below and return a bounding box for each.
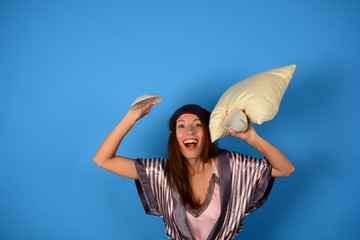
[1,0,359,239]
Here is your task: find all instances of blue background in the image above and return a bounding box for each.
[1,0,359,239]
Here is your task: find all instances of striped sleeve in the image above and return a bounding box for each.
[229,151,275,215]
[134,157,167,217]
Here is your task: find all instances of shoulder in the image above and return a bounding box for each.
[218,150,266,170]
[219,150,265,162]
[134,157,168,171]
[217,150,242,160]
[135,157,168,163]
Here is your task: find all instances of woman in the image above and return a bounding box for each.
[94,101,295,240]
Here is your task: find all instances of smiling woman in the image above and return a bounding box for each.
[165,105,219,212]
[93,102,295,240]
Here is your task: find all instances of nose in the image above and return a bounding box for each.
[187,125,195,135]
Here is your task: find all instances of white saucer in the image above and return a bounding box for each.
[130,94,162,110]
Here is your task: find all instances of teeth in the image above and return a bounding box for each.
[183,139,198,144]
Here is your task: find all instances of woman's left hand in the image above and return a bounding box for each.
[227,110,258,143]
[228,112,295,177]
[229,122,258,143]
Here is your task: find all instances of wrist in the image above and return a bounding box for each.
[123,111,138,125]
[246,134,262,147]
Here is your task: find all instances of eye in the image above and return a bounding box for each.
[195,123,202,127]
[177,124,185,128]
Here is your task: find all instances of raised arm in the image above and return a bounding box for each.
[93,101,158,179]
[229,124,295,177]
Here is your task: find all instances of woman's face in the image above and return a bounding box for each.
[175,113,204,161]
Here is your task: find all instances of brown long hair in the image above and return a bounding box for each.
[164,105,219,209]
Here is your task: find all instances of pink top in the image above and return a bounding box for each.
[185,159,221,240]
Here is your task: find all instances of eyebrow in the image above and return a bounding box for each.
[176,119,201,123]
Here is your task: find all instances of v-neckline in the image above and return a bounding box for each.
[185,173,219,218]
[171,151,232,240]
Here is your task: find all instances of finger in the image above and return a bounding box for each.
[142,101,154,111]
[229,128,236,136]
[146,100,158,109]
[143,101,158,115]
[144,101,154,108]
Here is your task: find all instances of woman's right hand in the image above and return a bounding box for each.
[94,100,159,179]
[126,101,159,121]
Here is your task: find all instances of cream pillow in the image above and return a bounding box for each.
[209,64,296,142]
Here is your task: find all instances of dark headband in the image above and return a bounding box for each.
[169,104,210,129]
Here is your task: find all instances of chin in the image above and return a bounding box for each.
[181,149,202,161]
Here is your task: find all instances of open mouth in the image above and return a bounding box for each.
[183,139,198,150]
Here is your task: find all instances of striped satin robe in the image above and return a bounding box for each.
[134,150,275,240]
